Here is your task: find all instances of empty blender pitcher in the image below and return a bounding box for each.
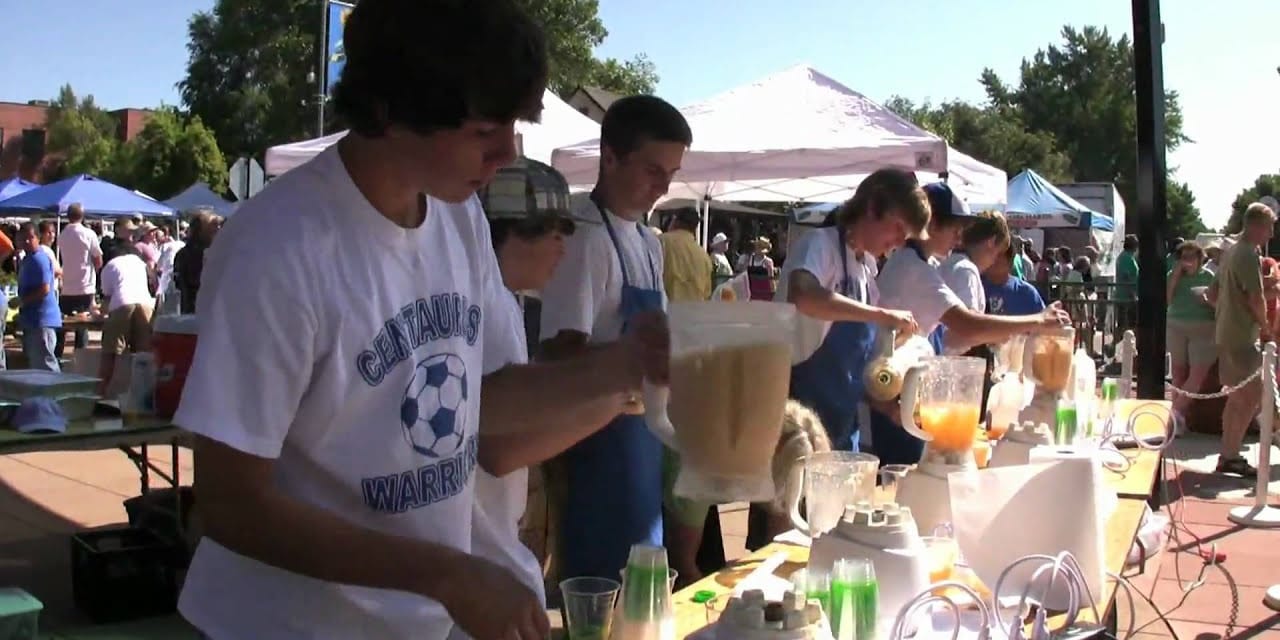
[789,451,879,538]
[643,300,797,504]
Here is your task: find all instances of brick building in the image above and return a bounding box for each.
[0,100,152,182]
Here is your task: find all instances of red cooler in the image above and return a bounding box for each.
[153,315,199,418]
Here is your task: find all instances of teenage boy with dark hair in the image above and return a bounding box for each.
[173,2,668,639]
[539,95,692,582]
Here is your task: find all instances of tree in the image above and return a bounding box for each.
[884,97,1073,182]
[981,26,1188,212]
[123,107,227,200]
[179,0,320,159]
[581,54,659,97]
[179,0,658,160]
[43,84,122,179]
[1165,181,1206,240]
[512,0,658,96]
[1223,173,1280,233]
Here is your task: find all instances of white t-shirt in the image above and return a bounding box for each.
[937,253,985,313]
[174,145,519,640]
[99,254,153,311]
[876,245,964,338]
[57,223,101,296]
[40,245,60,274]
[777,226,874,364]
[539,199,666,344]
[454,292,541,640]
[156,239,186,297]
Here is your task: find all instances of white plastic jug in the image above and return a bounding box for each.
[644,300,797,504]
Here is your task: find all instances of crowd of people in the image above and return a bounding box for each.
[0,205,222,393]
[55,1,1262,638]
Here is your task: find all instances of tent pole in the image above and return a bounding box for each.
[316,0,329,137]
[1132,0,1167,399]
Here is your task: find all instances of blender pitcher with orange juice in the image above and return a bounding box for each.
[890,355,987,534]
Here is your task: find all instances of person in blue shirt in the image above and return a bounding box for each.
[12,223,62,371]
[983,241,1047,316]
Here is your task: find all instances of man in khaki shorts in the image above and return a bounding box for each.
[1210,201,1276,477]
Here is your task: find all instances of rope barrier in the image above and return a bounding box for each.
[1117,336,1280,529]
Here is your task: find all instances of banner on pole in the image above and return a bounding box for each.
[325,1,356,96]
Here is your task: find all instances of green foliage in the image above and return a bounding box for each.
[1165,181,1206,239]
[178,0,658,161]
[1223,173,1280,233]
[43,84,121,180]
[178,0,321,159]
[884,97,1073,182]
[981,26,1188,209]
[581,54,659,97]
[889,25,1203,234]
[126,108,227,199]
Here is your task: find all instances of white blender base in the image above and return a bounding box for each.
[1227,504,1280,528]
[1265,584,1280,612]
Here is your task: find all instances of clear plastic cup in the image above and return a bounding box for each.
[560,577,621,640]
[921,536,960,584]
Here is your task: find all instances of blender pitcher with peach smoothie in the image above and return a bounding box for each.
[888,355,987,535]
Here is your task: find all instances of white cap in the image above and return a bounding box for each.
[711,232,729,246]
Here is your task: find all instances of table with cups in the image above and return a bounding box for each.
[666,399,1168,638]
[546,399,1168,638]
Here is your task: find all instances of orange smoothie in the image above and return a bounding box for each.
[918,403,982,454]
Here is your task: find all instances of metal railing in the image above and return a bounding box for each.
[1044,281,1139,362]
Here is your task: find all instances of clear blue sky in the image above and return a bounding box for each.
[1,0,1275,230]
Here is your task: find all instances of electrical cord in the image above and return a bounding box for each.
[1124,451,1221,638]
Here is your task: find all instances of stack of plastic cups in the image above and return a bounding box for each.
[614,545,675,640]
[831,558,877,640]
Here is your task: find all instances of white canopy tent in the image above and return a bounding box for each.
[552,65,1010,245]
[656,147,1006,208]
[263,89,601,176]
[553,65,949,191]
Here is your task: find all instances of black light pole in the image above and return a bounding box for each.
[1132,0,1168,399]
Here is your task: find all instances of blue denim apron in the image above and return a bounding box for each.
[560,195,665,580]
[868,240,940,465]
[787,229,876,452]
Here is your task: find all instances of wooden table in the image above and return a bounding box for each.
[1103,399,1170,499]
[665,499,1151,637]
[550,400,1170,637]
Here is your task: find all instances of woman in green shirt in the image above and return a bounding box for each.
[1166,241,1217,418]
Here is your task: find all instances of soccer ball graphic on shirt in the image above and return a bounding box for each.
[400,353,469,458]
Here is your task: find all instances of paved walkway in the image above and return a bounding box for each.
[0,425,1277,637]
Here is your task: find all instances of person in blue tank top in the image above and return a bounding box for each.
[538,96,692,584]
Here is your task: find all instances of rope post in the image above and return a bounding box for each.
[1119,330,1137,400]
[1228,341,1280,528]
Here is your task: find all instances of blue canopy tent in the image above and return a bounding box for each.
[163,182,238,216]
[0,174,173,217]
[1006,169,1113,231]
[0,177,38,201]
